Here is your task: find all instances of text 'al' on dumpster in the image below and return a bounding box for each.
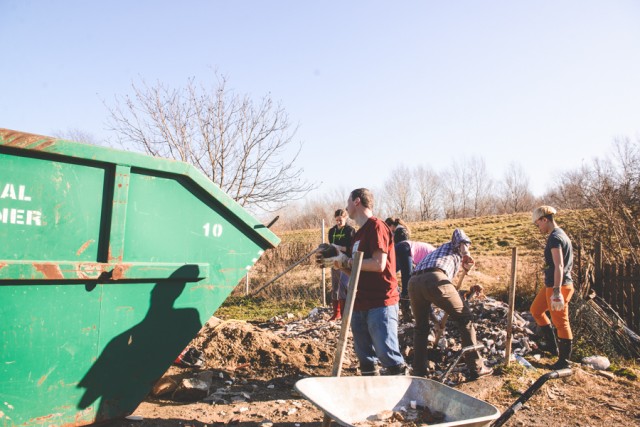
[0,128,280,427]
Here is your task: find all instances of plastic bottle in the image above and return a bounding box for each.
[514,354,535,370]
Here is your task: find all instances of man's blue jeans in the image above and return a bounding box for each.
[350,304,405,370]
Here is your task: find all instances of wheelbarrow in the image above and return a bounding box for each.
[295,368,573,426]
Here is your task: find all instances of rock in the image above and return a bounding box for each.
[375,410,394,420]
[196,370,214,386]
[173,378,210,401]
[582,355,611,370]
[151,377,178,397]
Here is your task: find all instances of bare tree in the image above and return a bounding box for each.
[440,167,460,219]
[106,74,314,211]
[270,187,350,231]
[454,159,473,217]
[440,158,476,219]
[546,166,592,209]
[51,128,100,145]
[381,165,414,220]
[468,156,494,216]
[498,162,535,214]
[414,165,441,220]
[555,136,640,263]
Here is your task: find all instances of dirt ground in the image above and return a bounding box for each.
[104,308,640,427]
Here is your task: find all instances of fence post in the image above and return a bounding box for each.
[321,219,326,307]
[505,247,518,366]
[576,241,582,293]
[245,272,249,296]
[624,261,633,328]
[594,241,602,295]
[634,264,640,333]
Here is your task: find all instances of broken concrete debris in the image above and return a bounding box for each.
[151,295,604,407]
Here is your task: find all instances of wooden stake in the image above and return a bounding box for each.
[505,247,518,365]
[322,251,363,427]
[321,219,326,306]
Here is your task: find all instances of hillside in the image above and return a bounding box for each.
[239,210,598,314]
[273,210,595,257]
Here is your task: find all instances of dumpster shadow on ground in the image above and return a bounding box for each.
[77,265,202,423]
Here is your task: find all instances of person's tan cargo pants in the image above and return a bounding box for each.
[408,269,482,376]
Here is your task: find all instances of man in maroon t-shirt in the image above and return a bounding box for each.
[336,188,406,376]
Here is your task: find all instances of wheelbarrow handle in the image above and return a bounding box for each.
[491,369,573,427]
[549,368,572,379]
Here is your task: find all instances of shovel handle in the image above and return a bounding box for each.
[491,369,573,427]
[439,344,484,382]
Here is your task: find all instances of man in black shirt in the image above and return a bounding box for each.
[327,209,356,320]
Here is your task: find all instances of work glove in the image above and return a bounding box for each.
[315,243,350,269]
[464,284,484,300]
[550,287,565,311]
[461,254,475,272]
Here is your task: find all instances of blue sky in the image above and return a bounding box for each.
[2,1,640,201]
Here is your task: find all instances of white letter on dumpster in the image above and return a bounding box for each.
[27,210,42,226]
[1,184,16,200]
[18,185,31,201]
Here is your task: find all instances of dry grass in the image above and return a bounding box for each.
[227,209,595,313]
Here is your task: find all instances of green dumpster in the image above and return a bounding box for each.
[0,129,280,426]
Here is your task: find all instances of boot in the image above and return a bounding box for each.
[539,325,558,356]
[382,363,408,376]
[338,299,345,318]
[550,338,572,370]
[360,363,379,376]
[329,300,341,321]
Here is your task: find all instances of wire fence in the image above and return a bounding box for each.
[232,224,329,302]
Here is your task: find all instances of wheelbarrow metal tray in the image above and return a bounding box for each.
[295,376,500,427]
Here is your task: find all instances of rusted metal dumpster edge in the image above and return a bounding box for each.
[0,260,210,281]
[0,128,280,250]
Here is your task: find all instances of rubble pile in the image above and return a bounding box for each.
[154,296,549,403]
[397,295,543,381]
[353,403,446,426]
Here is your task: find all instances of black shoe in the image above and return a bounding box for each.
[550,338,573,370]
[549,359,571,370]
[538,325,558,356]
[382,363,408,376]
[360,363,379,376]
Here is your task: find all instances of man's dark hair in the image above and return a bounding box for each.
[350,188,374,209]
[334,209,346,217]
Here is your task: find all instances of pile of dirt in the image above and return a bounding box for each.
[190,314,338,380]
[109,307,640,427]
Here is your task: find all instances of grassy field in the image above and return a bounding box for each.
[218,211,595,320]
